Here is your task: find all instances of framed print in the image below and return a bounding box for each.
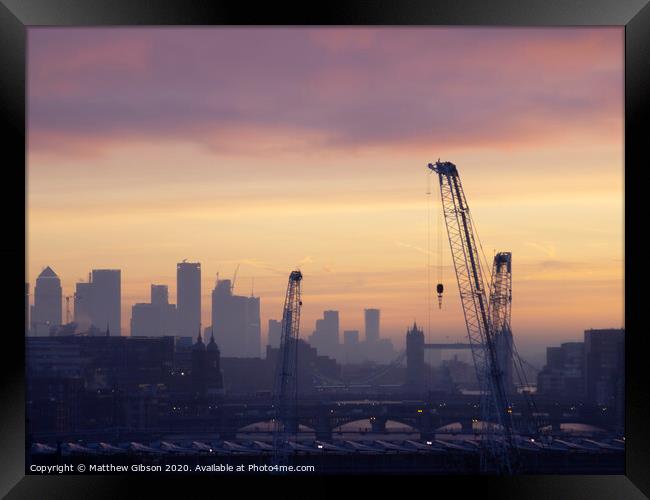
[1,0,648,498]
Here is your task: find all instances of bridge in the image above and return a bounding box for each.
[149,395,618,442]
[424,343,472,350]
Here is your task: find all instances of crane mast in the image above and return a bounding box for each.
[272,270,303,465]
[490,252,514,395]
[428,160,516,472]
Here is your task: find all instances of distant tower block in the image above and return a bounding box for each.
[91,269,121,336]
[177,261,201,337]
[364,308,380,342]
[31,266,62,336]
[151,284,169,306]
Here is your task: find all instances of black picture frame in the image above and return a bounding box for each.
[1,0,647,497]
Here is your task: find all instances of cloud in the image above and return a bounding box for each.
[394,241,433,256]
[524,241,557,258]
[28,27,623,157]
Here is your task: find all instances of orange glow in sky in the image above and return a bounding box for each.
[27,27,624,348]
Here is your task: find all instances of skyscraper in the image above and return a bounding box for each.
[130,303,162,336]
[364,308,380,342]
[584,328,625,407]
[537,342,585,399]
[91,269,121,336]
[211,279,261,357]
[150,284,169,307]
[130,284,177,337]
[361,308,395,363]
[152,284,178,336]
[308,310,339,359]
[268,319,282,349]
[177,261,201,338]
[31,266,62,336]
[73,281,93,331]
[343,330,360,364]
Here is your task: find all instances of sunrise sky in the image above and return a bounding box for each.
[26,27,624,352]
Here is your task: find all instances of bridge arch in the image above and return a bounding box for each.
[236,420,316,434]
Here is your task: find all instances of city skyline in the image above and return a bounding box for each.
[27,27,624,348]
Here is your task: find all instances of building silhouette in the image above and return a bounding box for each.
[265,339,340,394]
[191,330,207,397]
[268,319,282,349]
[584,329,625,407]
[177,261,201,338]
[31,266,62,336]
[131,303,162,337]
[405,322,425,392]
[343,330,360,364]
[73,281,93,331]
[152,284,178,335]
[537,342,585,400]
[364,309,380,342]
[150,284,168,307]
[360,308,395,363]
[205,331,224,396]
[211,279,261,358]
[90,269,121,336]
[191,329,224,398]
[308,310,339,359]
[130,285,177,336]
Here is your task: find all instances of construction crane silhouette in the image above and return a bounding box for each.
[64,295,73,324]
[272,270,303,467]
[490,252,514,395]
[231,264,240,293]
[216,264,241,293]
[428,160,518,473]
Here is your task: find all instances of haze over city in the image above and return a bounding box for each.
[26,27,624,351]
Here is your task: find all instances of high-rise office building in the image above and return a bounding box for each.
[343,330,359,346]
[268,319,282,349]
[308,310,339,359]
[211,279,261,358]
[31,266,62,336]
[343,330,360,364]
[131,303,162,336]
[177,261,201,338]
[151,284,178,336]
[73,281,93,331]
[90,269,121,336]
[364,308,380,342]
[151,284,169,307]
[537,342,585,400]
[359,308,395,363]
[584,328,625,407]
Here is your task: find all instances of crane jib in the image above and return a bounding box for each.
[430,160,517,473]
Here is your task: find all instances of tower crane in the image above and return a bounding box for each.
[490,252,546,436]
[272,270,303,466]
[428,160,516,473]
[231,264,240,293]
[489,252,514,395]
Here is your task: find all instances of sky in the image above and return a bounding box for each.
[26,27,624,353]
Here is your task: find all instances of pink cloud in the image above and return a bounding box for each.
[27,27,623,157]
